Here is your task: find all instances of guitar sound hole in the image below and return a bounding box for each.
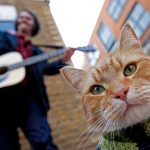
[0,66,8,75]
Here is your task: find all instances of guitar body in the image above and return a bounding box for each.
[0,52,25,88]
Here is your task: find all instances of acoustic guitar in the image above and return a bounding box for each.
[0,44,96,88]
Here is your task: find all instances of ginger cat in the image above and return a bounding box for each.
[60,24,150,150]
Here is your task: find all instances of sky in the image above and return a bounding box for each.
[50,0,104,68]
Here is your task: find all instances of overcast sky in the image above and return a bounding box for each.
[50,0,104,46]
[50,0,104,68]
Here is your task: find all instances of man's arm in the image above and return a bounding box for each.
[34,47,75,75]
[43,59,67,75]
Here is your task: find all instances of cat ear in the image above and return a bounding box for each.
[120,23,141,51]
[60,66,86,91]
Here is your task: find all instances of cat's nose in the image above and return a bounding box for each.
[114,88,128,101]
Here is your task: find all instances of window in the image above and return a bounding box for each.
[143,37,150,55]
[0,21,15,32]
[108,0,126,21]
[97,22,116,52]
[0,5,17,32]
[127,3,150,37]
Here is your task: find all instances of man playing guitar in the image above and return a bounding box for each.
[0,9,75,150]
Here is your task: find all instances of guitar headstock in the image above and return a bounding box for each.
[76,44,97,52]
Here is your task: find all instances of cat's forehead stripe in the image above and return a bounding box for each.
[109,55,123,68]
[93,70,100,83]
[96,56,122,73]
[90,68,101,83]
[95,64,109,76]
[90,55,123,83]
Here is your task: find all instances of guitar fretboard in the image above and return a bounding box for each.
[8,49,64,71]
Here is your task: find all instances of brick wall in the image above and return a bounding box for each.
[0,0,99,150]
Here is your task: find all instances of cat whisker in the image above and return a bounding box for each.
[84,111,114,150]
[116,117,120,137]
[98,115,114,146]
[75,118,102,150]
[99,112,116,134]
[74,117,102,150]
[111,112,120,147]
[76,108,114,150]
[82,119,104,150]
[95,107,115,130]
[100,106,120,135]
[70,118,89,131]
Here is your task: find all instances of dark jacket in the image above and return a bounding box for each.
[0,31,66,113]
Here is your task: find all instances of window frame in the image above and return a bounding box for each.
[0,5,17,32]
[127,3,150,38]
[108,0,127,21]
[97,22,117,52]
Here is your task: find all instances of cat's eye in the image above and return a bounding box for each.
[90,85,105,95]
[124,64,137,76]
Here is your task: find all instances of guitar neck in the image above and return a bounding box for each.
[8,44,96,71]
[8,49,64,71]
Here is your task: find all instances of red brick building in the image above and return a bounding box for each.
[90,0,150,61]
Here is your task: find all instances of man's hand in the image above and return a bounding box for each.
[62,47,76,63]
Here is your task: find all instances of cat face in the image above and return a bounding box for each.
[61,24,150,133]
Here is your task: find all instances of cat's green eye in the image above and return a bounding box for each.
[124,64,137,76]
[91,85,105,95]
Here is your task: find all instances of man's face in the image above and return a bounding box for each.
[17,11,34,36]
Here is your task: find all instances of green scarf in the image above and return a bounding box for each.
[100,119,150,150]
